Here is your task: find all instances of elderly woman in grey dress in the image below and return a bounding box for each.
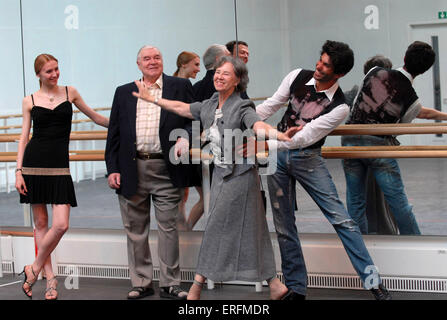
[133,56,299,300]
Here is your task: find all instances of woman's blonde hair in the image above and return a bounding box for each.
[34,53,58,87]
[173,51,199,77]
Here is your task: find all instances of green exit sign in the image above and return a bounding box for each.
[439,11,447,19]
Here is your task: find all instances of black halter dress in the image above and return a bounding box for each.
[20,87,77,207]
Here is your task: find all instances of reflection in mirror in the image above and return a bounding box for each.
[0,0,236,230]
[0,1,26,227]
[233,0,447,236]
[1,0,447,237]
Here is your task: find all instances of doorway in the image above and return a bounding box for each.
[409,22,447,145]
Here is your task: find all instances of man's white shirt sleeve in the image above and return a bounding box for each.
[267,104,350,151]
[256,68,302,120]
[400,100,422,123]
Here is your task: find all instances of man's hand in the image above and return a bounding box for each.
[108,173,121,189]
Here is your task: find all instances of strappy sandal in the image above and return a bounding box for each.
[193,279,204,288]
[19,265,37,299]
[45,277,58,300]
[127,286,154,300]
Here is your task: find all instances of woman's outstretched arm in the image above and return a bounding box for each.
[132,80,194,119]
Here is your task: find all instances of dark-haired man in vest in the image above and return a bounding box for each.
[256,40,391,300]
[342,41,447,235]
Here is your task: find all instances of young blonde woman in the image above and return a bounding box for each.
[173,51,200,79]
[16,54,108,300]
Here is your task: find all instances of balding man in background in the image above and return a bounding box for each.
[193,44,230,102]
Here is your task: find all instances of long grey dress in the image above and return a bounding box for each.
[189,92,276,282]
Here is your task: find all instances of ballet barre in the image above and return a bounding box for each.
[2,122,447,141]
[3,144,447,163]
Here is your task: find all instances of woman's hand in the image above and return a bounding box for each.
[174,137,190,161]
[15,172,28,196]
[284,125,303,139]
[132,80,155,103]
[237,136,268,158]
[239,124,303,157]
[132,82,194,119]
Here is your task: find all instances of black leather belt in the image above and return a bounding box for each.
[136,152,164,160]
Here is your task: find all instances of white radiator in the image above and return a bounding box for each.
[2,230,447,294]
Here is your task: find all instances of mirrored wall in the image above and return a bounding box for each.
[1,0,446,236]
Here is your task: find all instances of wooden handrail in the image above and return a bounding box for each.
[322,150,447,159]
[0,113,23,120]
[0,155,17,162]
[0,119,105,130]
[0,134,21,142]
[3,144,447,162]
[324,145,447,151]
[0,131,107,142]
[2,123,447,161]
[0,107,110,120]
[330,123,447,136]
[73,107,110,113]
[70,132,107,140]
[0,230,34,237]
[0,124,22,130]
[0,107,111,129]
[0,152,106,162]
[2,102,446,134]
[2,123,447,142]
[0,152,18,155]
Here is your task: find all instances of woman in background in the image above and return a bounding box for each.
[173,51,204,231]
[173,51,201,79]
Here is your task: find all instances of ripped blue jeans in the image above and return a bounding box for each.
[267,148,379,295]
[342,135,421,235]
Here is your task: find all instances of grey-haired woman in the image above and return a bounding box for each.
[133,56,298,300]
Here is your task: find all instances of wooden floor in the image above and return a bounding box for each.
[1,273,445,301]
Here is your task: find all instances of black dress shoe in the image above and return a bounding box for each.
[370,284,392,300]
[282,290,306,300]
